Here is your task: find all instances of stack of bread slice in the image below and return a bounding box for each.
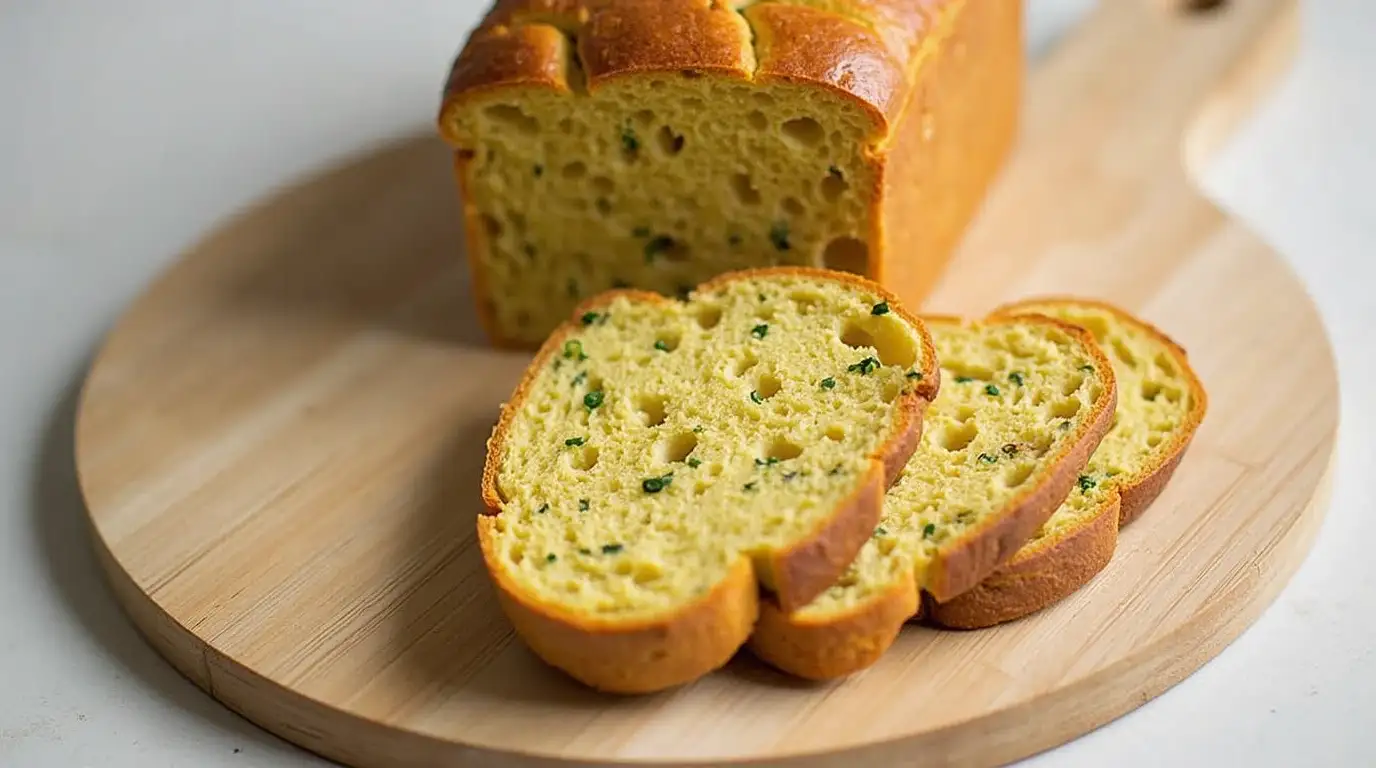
[479,268,1207,692]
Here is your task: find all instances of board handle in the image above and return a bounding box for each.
[1027,0,1296,179]
[928,0,1299,310]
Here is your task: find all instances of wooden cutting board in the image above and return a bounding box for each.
[75,1,1336,766]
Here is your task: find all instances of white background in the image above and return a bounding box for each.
[2,1,1373,765]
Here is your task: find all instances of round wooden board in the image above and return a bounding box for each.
[76,2,1337,766]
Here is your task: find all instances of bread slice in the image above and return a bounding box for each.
[437,0,1023,347]
[478,268,939,693]
[749,314,1117,679]
[928,298,1208,629]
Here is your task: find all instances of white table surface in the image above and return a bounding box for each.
[2,1,1373,765]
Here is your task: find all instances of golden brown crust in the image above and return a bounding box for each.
[479,518,758,693]
[438,1,967,144]
[478,267,937,692]
[580,1,754,83]
[442,21,573,104]
[922,316,1117,602]
[876,0,1022,310]
[990,296,1210,528]
[926,297,1210,629]
[770,460,886,614]
[745,3,906,126]
[745,313,1116,680]
[1117,434,1194,526]
[749,577,918,682]
[926,494,1120,629]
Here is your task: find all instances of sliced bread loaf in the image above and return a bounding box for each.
[927,298,1208,629]
[749,314,1117,679]
[478,268,939,693]
[437,0,1023,347]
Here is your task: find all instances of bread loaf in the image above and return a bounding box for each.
[438,0,1022,347]
[478,268,939,692]
[928,298,1208,629]
[749,314,1117,679]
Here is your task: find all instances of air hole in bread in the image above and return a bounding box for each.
[841,323,875,351]
[569,445,599,471]
[683,96,706,110]
[632,109,656,126]
[782,117,825,147]
[695,305,723,330]
[882,382,901,402]
[657,126,685,156]
[693,480,710,495]
[658,431,698,463]
[729,354,758,378]
[1050,398,1081,419]
[782,197,805,216]
[515,310,532,328]
[765,438,804,461]
[562,161,587,179]
[822,172,849,202]
[1003,462,1034,488]
[748,110,768,130]
[483,104,539,135]
[731,174,762,205]
[1147,434,1163,448]
[480,214,503,238]
[1156,352,1178,376]
[791,290,822,313]
[1112,338,1138,367]
[655,332,681,352]
[840,318,918,367]
[595,198,613,216]
[1060,373,1084,395]
[591,176,615,195]
[825,425,846,442]
[754,373,782,399]
[510,212,527,233]
[635,395,668,427]
[937,422,978,452]
[753,92,775,107]
[649,80,666,90]
[823,237,869,275]
[1142,380,1163,401]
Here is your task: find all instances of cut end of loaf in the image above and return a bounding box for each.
[444,71,886,346]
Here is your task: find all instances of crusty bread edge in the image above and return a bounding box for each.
[926,297,1209,628]
[990,296,1208,525]
[922,315,1118,602]
[923,493,1120,629]
[747,313,1116,680]
[477,266,937,692]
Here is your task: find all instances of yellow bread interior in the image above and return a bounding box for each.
[483,272,933,620]
[794,317,1112,618]
[445,73,881,346]
[1005,301,1206,546]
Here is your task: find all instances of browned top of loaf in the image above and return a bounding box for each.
[440,0,957,130]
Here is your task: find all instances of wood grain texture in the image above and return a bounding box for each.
[75,0,1335,766]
